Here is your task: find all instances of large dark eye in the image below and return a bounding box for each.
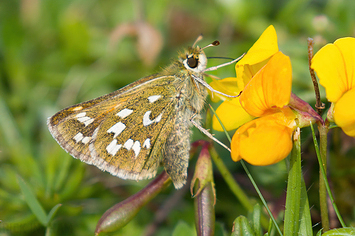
[187,56,198,68]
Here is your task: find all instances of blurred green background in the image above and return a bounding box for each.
[1,0,355,235]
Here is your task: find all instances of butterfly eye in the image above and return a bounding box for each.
[187,56,198,68]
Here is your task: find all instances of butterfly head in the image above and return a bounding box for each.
[181,47,208,74]
[180,38,220,74]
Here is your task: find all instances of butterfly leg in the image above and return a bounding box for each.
[190,115,231,152]
[192,74,240,98]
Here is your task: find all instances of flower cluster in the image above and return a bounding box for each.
[211,25,354,166]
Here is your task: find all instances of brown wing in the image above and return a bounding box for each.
[48,74,180,180]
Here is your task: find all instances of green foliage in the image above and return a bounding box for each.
[284,133,312,236]
[317,227,355,236]
[0,0,355,235]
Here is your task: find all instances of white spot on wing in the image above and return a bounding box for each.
[73,132,91,144]
[106,139,122,156]
[73,132,84,143]
[143,138,151,149]
[132,141,141,158]
[76,112,86,118]
[143,111,154,126]
[123,139,134,150]
[148,95,161,103]
[155,113,163,123]
[81,136,91,144]
[107,122,126,138]
[143,111,164,126]
[76,112,94,126]
[143,111,153,126]
[77,117,94,126]
[116,108,133,119]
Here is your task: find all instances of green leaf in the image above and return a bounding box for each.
[316,229,323,236]
[321,227,355,236]
[284,130,312,236]
[250,204,262,236]
[298,179,312,236]
[231,215,256,236]
[46,204,62,225]
[17,175,47,226]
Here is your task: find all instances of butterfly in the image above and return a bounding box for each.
[47,36,240,189]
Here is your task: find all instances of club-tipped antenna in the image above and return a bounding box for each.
[192,34,204,48]
[201,40,220,51]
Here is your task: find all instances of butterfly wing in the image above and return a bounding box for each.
[48,74,181,181]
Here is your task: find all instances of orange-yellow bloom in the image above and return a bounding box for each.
[211,25,321,166]
[239,52,292,117]
[235,25,279,89]
[231,111,295,165]
[311,37,355,137]
[211,25,279,131]
[231,52,297,165]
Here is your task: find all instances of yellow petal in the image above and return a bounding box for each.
[334,38,355,90]
[213,98,255,131]
[237,25,279,68]
[311,37,355,103]
[236,60,269,90]
[240,52,292,117]
[209,77,241,103]
[334,88,355,137]
[236,25,279,88]
[231,113,294,165]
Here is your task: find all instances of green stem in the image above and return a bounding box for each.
[209,146,252,212]
[208,106,280,234]
[311,123,346,229]
[239,160,282,236]
[318,124,329,232]
[209,146,270,232]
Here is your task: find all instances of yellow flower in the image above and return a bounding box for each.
[231,52,297,165]
[211,25,321,165]
[235,25,279,89]
[231,111,295,165]
[211,25,279,131]
[311,37,355,137]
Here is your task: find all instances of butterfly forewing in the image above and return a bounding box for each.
[48,75,180,180]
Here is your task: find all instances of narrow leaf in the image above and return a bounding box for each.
[17,175,47,226]
[231,215,256,236]
[46,204,62,225]
[250,204,262,236]
[298,179,312,236]
[284,129,312,235]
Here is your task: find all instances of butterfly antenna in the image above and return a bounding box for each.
[192,34,204,48]
[201,40,220,51]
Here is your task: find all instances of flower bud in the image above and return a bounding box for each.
[95,172,170,235]
[191,144,216,236]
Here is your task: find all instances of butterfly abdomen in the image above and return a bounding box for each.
[162,72,208,188]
